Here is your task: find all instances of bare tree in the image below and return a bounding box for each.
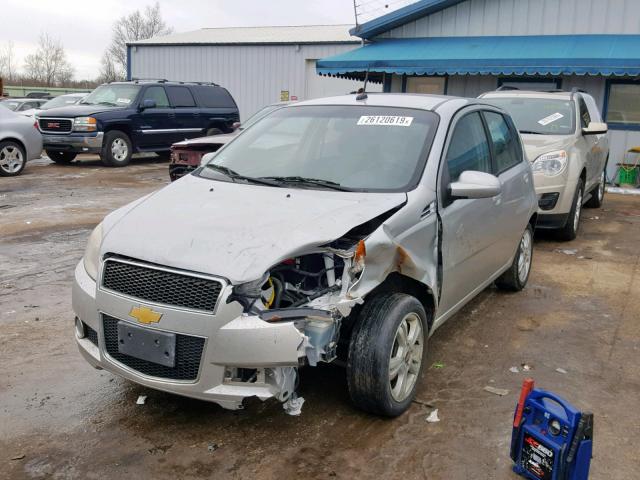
[0,41,16,82]
[105,2,172,80]
[24,33,74,86]
[98,52,120,83]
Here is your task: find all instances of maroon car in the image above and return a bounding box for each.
[169,102,292,181]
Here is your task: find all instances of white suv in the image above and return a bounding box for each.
[480,89,609,240]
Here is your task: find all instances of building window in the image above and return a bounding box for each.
[404,76,446,94]
[605,81,640,127]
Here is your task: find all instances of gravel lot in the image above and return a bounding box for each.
[1,156,639,479]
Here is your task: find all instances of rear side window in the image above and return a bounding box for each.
[446,112,492,182]
[192,85,237,108]
[484,111,522,173]
[143,86,170,108]
[166,86,196,107]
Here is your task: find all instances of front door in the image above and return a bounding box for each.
[132,86,178,149]
[437,111,505,315]
[576,96,599,189]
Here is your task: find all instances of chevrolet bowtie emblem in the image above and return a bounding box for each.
[129,306,162,324]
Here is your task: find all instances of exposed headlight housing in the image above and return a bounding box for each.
[83,223,104,280]
[73,116,97,132]
[532,150,568,177]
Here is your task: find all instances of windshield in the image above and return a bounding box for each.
[80,85,140,107]
[200,105,438,192]
[41,95,83,110]
[1,100,21,111]
[241,104,284,130]
[484,97,575,135]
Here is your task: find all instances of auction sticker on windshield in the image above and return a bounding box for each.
[116,98,132,104]
[357,115,414,127]
[538,112,564,126]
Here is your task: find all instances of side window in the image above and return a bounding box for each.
[166,86,196,107]
[192,85,237,108]
[578,97,591,128]
[582,95,602,123]
[446,112,492,182]
[142,86,170,108]
[484,111,522,173]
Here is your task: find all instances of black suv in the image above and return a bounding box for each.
[37,80,239,167]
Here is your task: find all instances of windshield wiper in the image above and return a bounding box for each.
[519,130,544,135]
[97,101,118,106]
[204,164,282,187]
[259,176,350,191]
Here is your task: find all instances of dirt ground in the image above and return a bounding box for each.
[1,156,639,480]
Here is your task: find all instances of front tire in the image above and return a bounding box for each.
[46,150,77,164]
[496,224,534,291]
[101,130,132,167]
[556,179,584,241]
[0,141,26,176]
[347,293,428,417]
[585,169,606,208]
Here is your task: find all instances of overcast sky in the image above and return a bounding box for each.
[0,0,364,80]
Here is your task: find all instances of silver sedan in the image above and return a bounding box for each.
[0,105,43,176]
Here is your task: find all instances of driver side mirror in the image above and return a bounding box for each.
[450,170,502,200]
[582,121,607,135]
[139,99,156,110]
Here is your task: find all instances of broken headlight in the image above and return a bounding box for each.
[83,222,103,280]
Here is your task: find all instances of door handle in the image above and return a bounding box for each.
[168,113,175,118]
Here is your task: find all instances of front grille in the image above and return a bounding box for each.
[103,315,205,381]
[85,323,99,346]
[102,259,222,312]
[38,118,73,133]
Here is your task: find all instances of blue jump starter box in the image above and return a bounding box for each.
[510,387,594,480]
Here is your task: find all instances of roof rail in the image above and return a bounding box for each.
[130,78,169,83]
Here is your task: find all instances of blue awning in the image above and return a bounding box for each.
[316,35,640,77]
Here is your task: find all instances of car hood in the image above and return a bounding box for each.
[37,104,123,118]
[521,134,572,162]
[172,132,238,148]
[101,174,406,284]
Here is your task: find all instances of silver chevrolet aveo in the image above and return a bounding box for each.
[73,94,537,416]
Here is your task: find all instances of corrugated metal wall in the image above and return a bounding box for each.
[378,0,640,38]
[130,43,369,119]
[380,0,640,180]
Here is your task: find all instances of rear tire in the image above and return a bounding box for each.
[0,141,27,176]
[347,293,428,417]
[100,130,132,167]
[496,224,534,292]
[46,150,76,164]
[154,151,171,161]
[556,179,584,241]
[585,169,606,208]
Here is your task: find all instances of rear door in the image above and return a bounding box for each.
[165,86,204,141]
[131,86,177,149]
[482,110,532,257]
[437,110,505,315]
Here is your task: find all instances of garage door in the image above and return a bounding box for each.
[304,59,381,100]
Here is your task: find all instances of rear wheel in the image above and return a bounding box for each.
[206,128,223,137]
[154,151,171,161]
[585,169,606,208]
[46,150,76,164]
[101,130,132,167]
[496,224,533,291]
[556,179,584,241]
[347,293,428,417]
[0,141,26,176]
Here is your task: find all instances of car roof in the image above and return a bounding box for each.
[480,90,574,101]
[291,93,475,112]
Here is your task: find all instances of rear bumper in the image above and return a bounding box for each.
[43,132,103,153]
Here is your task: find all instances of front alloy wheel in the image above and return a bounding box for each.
[347,293,428,416]
[0,141,26,177]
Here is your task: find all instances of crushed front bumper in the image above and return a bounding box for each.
[43,132,104,154]
[72,261,307,410]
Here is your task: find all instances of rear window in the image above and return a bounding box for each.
[166,86,196,107]
[192,85,237,109]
